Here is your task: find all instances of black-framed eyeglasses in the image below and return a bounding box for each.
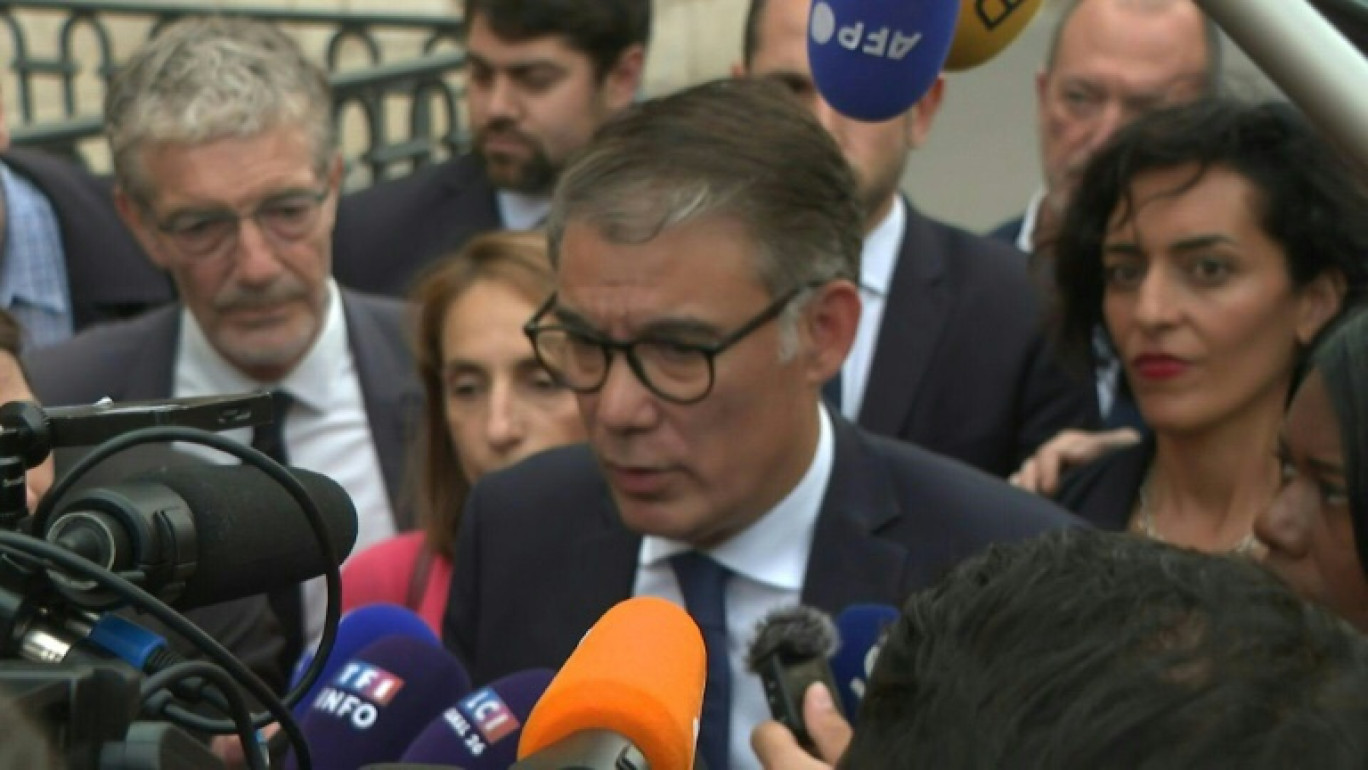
[523,283,819,405]
[150,187,332,261]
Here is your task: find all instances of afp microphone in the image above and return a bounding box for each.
[944,0,1043,70]
[288,636,474,770]
[808,0,959,120]
[39,464,357,610]
[514,597,706,770]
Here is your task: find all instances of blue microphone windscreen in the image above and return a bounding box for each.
[287,636,473,770]
[808,0,959,121]
[292,603,441,717]
[401,669,555,769]
[830,604,900,720]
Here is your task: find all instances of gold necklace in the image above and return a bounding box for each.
[1136,470,1258,555]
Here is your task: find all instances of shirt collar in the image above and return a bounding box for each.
[860,196,905,298]
[639,402,835,591]
[496,190,552,231]
[178,279,347,411]
[1017,189,1047,254]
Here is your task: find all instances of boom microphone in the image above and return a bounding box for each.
[39,464,358,610]
[401,669,555,768]
[829,604,899,720]
[292,604,442,717]
[745,605,843,753]
[288,636,474,770]
[944,0,1043,70]
[808,0,960,120]
[514,597,706,770]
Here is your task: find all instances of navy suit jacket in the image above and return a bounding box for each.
[443,414,1083,685]
[863,205,1096,477]
[988,215,1025,247]
[332,154,503,298]
[24,289,421,688]
[1055,436,1152,532]
[2,148,175,328]
[24,289,422,524]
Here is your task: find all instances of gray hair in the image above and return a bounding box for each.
[105,16,336,202]
[547,79,862,356]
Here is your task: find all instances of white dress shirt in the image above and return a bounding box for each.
[834,197,904,422]
[174,279,396,646]
[496,190,551,231]
[634,404,835,770]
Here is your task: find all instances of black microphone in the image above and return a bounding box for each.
[746,604,844,753]
[38,464,357,610]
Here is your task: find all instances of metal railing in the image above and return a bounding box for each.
[0,0,469,184]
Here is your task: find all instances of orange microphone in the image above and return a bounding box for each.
[514,597,706,770]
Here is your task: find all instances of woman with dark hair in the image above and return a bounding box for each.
[1051,99,1368,552]
[1258,309,1368,631]
[341,231,585,631]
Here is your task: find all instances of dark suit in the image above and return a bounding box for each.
[24,289,422,520]
[988,214,1025,247]
[1054,436,1152,532]
[333,154,503,298]
[25,289,423,687]
[862,205,1096,477]
[444,415,1083,684]
[2,148,175,328]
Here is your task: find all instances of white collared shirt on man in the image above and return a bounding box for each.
[174,279,395,646]
[634,403,836,770]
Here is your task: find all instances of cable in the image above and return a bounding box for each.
[0,531,314,767]
[8,422,348,769]
[141,660,266,770]
[28,424,341,716]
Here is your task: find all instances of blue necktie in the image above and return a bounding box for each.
[671,551,732,770]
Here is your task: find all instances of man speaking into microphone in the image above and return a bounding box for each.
[443,78,1081,770]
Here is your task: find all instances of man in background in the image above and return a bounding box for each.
[25,17,421,676]
[991,0,1218,261]
[736,0,1097,477]
[332,0,649,297]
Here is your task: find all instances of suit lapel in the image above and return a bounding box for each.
[560,483,641,629]
[122,307,182,401]
[442,153,505,235]
[859,205,950,435]
[342,291,423,528]
[802,416,912,612]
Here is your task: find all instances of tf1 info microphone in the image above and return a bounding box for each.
[402,669,555,769]
[808,0,960,121]
[291,603,442,717]
[288,636,474,770]
[943,0,1042,70]
[829,604,899,720]
[39,464,358,610]
[514,596,706,770]
[745,605,843,753]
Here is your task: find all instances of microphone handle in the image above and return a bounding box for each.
[1194,0,1368,173]
[510,730,649,770]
